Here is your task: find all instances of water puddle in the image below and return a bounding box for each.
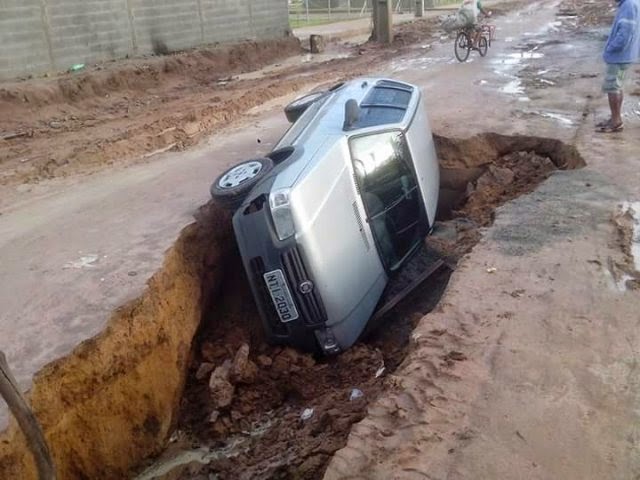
[539,112,572,125]
[135,417,273,480]
[135,443,242,480]
[619,202,640,272]
[501,79,524,94]
[622,100,640,119]
[390,55,450,72]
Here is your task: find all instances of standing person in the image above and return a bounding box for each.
[598,0,640,133]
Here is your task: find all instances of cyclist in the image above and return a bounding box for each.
[458,0,492,47]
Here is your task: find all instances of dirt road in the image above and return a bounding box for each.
[1,0,640,478]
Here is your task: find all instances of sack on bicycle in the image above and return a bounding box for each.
[442,13,464,33]
[441,9,473,33]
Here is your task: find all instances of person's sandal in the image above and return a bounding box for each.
[596,121,624,133]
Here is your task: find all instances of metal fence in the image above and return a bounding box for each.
[288,0,458,27]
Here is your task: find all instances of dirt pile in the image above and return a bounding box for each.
[559,0,616,27]
[0,203,233,480]
[0,38,315,186]
[430,132,585,258]
[0,39,302,107]
[163,248,394,479]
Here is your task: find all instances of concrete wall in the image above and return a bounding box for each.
[0,0,289,80]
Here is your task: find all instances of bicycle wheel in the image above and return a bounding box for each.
[454,31,471,62]
[478,36,488,57]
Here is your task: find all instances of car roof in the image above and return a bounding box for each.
[306,77,417,138]
[271,77,420,190]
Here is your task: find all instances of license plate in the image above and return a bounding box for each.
[263,269,299,323]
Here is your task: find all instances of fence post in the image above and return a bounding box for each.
[328,0,331,20]
[415,0,423,17]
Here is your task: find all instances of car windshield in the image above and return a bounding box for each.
[350,131,421,271]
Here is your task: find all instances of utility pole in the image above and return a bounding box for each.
[372,0,393,43]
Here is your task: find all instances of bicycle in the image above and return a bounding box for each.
[454,25,488,62]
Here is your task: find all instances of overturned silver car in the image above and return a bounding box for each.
[210,77,440,354]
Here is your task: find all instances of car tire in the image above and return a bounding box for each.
[284,91,326,123]
[210,157,274,210]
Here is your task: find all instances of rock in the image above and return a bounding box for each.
[257,355,273,368]
[208,360,235,408]
[208,410,220,423]
[230,410,244,422]
[272,348,297,374]
[195,362,215,381]
[475,171,497,191]
[299,354,316,369]
[310,34,326,54]
[201,342,227,362]
[211,417,228,437]
[230,343,258,384]
[488,165,515,186]
[181,121,200,137]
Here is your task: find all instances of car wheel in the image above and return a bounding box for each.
[284,91,326,123]
[210,157,274,210]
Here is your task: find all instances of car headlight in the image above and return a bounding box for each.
[269,188,295,241]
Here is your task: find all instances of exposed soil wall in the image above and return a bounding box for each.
[0,39,301,108]
[0,203,232,480]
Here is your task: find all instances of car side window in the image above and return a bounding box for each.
[350,131,421,270]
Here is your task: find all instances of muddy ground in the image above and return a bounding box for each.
[1,0,639,478]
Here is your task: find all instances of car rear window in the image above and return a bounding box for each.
[354,81,414,128]
[365,87,412,108]
[355,107,406,128]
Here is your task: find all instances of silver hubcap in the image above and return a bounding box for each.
[218,161,263,189]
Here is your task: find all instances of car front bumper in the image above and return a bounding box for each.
[232,201,339,354]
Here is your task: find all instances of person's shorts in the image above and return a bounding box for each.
[602,63,630,93]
